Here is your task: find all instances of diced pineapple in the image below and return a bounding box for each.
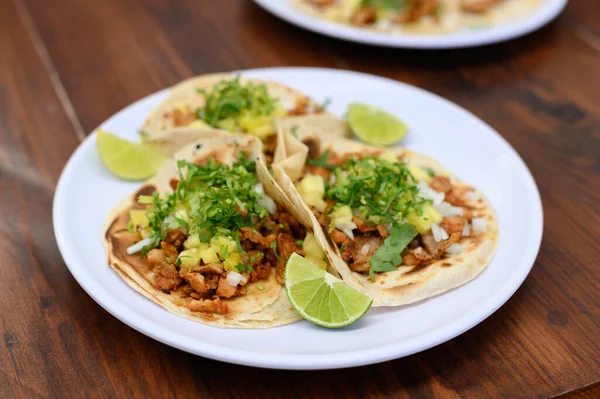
[223,252,242,272]
[137,195,154,204]
[408,162,432,183]
[330,205,353,228]
[379,151,398,163]
[271,104,287,118]
[184,233,203,249]
[200,247,219,264]
[210,236,237,260]
[303,233,325,260]
[406,203,443,233]
[177,249,202,269]
[216,118,236,131]
[188,119,210,129]
[297,175,327,212]
[340,0,362,21]
[307,256,328,270]
[239,115,274,139]
[129,209,148,229]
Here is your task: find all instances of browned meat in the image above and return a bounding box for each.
[377,225,389,238]
[216,275,239,298]
[421,232,461,259]
[461,0,502,14]
[444,188,470,208]
[330,229,350,246]
[239,227,276,249]
[164,229,187,249]
[184,273,210,295]
[241,250,265,267]
[146,248,165,265]
[254,262,272,280]
[394,0,439,24]
[160,241,178,260]
[302,137,321,160]
[353,217,378,233]
[276,211,305,236]
[309,0,335,7]
[341,236,384,273]
[169,107,196,127]
[440,216,466,236]
[205,274,220,290]
[403,247,433,266]
[169,178,179,191]
[179,267,191,278]
[312,208,331,227]
[408,237,422,249]
[153,263,182,291]
[264,134,278,158]
[187,297,228,314]
[307,165,332,180]
[352,7,377,26]
[429,176,453,193]
[197,263,224,275]
[287,96,310,116]
[277,233,304,261]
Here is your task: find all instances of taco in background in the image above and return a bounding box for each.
[141,73,331,143]
[102,133,326,328]
[271,129,498,307]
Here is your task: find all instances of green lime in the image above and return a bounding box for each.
[285,253,372,328]
[347,103,408,146]
[97,130,167,180]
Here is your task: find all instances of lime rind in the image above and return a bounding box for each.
[347,102,408,146]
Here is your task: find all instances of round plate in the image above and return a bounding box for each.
[253,0,567,48]
[53,67,542,370]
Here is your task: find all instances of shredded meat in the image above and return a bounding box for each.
[352,7,377,26]
[187,297,228,314]
[275,233,304,284]
[239,227,276,249]
[205,274,220,290]
[429,176,453,194]
[197,263,224,275]
[216,274,239,298]
[241,250,265,267]
[254,262,272,280]
[184,273,210,295]
[341,236,384,273]
[440,216,466,236]
[164,229,187,249]
[170,107,196,127]
[353,217,378,234]
[403,247,433,266]
[376,225,389,238]
[160,241,178,260]
[394,0,439,24]
[422,232,461,259]
[461,0,502,14]
[153,263,182,291]
[330,229,350,246]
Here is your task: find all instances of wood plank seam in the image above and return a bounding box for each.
[12,0,87,142]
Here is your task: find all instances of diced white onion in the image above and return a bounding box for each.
[417,182,445,205]
[376,19,392,30]
[445,243,464,254]
[472,217,487,232]
[258,195,277,215]
[435,202,464,217]
[126,237,152,255]
[337,222,357,240]
[254,182,264,195]
[431,223,449,242]
[360,244,370,255]
[226,272,247,287]
[462,223,471,237]
[466,191,480,202]
[329,173,337,185]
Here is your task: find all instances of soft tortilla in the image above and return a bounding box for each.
[102,133,304,328]
[272,129,499,307]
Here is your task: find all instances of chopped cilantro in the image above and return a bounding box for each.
[234,231,246,254]
[235,263,254,273]
[138,130,150,139]
[196,75,278,130]
[325,156,428,225]
[307,149,336,170]
[291,125,299,138]
[423,167,436,177]
[126,221,136,234]
[176,258,182,266]
[369,223,418,280]
[295,239,304,246]
[221,244,229,260]
[363,0,403,10]
[318,97,331,111]
[270,241,281,262]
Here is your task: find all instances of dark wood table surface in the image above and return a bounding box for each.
[2,0,599,397]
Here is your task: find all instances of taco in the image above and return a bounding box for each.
[141,73,331,145]
[294,0,542,34]
[102,133,328,328]
[271,129,498,306]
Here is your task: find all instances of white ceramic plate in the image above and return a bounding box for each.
[53,68,542,370]
[253,0,566,48]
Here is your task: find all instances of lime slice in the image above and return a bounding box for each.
[97,130,167,180]
[347,103,408,146]
[285,253,372,328]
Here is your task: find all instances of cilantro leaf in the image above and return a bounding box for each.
[369,223,418,280]
[308,149,336,170]
[423,167,436,177]
[235,263,254,273]
[138,130,151,140]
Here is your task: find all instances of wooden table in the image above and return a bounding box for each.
[2,0,599,397]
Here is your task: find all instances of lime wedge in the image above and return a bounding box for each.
[285,253,372,328]
[347,103,408,146]
[97,130,167,180]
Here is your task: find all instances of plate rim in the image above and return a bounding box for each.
[252,0,567,48]
[53,67,543,370]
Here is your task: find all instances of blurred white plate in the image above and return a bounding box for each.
[253,0,566,48]
[53,68,542,370]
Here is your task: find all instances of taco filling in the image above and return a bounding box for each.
[294,139,488,279]
[125,153,318,314]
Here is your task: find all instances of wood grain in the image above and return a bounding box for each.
[1,0,598,397]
